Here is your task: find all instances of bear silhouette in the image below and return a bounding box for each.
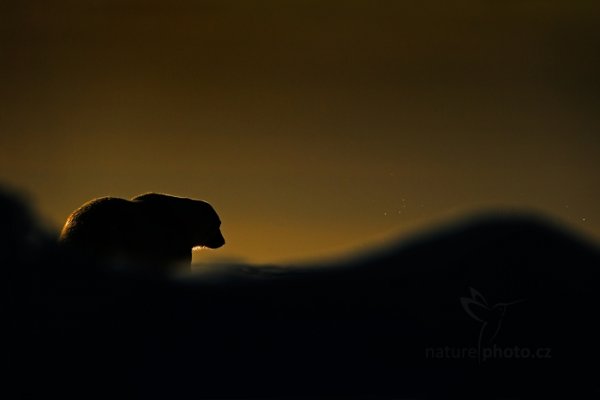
[59,193,225,272]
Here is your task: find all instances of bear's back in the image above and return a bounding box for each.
[60,197,144,259]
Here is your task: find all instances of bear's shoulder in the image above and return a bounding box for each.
[61,197,133,234]
[72,196,132,215]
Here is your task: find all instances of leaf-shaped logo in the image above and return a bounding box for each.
[461,287,489,322]
[461,287,525,362]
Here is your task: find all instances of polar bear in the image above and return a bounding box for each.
[59,193,225,273]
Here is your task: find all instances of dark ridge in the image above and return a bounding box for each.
[3,186,600,399]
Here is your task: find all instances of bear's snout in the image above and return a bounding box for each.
[204,230,225,249]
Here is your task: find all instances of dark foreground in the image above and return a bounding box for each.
[4,189,600,399]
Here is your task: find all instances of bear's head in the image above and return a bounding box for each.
[131,193,225,250]
[187,198,225,250]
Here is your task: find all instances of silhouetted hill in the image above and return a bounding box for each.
[3,187,599,399]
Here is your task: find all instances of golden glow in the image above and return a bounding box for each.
[1,1,599,264]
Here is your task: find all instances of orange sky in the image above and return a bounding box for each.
[1,0,599,263]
